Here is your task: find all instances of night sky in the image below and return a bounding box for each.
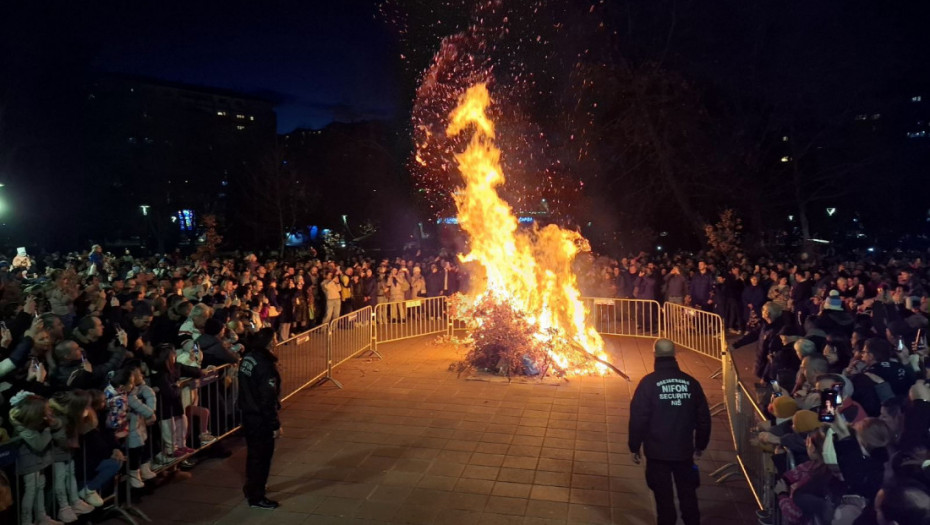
[90,1,402,132]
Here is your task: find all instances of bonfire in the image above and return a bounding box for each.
[445,84,623,379]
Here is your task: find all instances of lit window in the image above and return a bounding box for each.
[913,96,922,102]
[236,114,245,119]
[236,125,246,130]
[781,136,789,142]
[177,210,195,231]
[249,115,255,121]
[217,111,227,116]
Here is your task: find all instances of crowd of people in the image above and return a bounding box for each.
[573,249,929,524]
[0,245,466,524]
[0,241,928,524]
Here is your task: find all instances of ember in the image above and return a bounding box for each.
[446,83,613,377]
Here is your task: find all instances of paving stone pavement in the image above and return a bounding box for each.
[102,335,760,524]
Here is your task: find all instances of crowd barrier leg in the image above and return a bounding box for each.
[365,308,383,360]
[314,327,343,389]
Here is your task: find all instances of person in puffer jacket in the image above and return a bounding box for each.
[125,361,157,488]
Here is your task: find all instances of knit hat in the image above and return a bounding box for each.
[824,290,844,311]
[793,410,822,433]
[772,396,799,419]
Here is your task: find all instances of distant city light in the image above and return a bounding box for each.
[826,208,837,217]
[810,238,830,244]
[177,209,195,231]
[139,205,150,216]
[787,215,794,221]
[656,245,663,251]
[867,247,875,253]
[780,156,791,163]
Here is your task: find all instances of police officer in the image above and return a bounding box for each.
[629,338,711,525]
[238,328,282,509]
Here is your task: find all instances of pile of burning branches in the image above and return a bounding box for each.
[450,292,610,380]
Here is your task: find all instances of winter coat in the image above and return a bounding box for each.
[633,275,656,300]
[238,349,281,432]
[425,271,443,297]
[735,314,788,380]
[690,272,714,306]
[13,423,54,474]
[833,435,889,501]
[362,276,379,306]
[409,273,427,298]
[742,285,766,323]
[198,333,238,368]
[768,284,791,310]
[104,385,130,439]
[276,288,296,323]
[813,311,855,338]
[322,278,341,301]
[176,318,203,369]
[127,384,156,448]
[52,347,126,390]
[49,415,76,463]
[629,357,712,461]
[777,461,841,525]
[75,421,119,486]
[664,273,687,299]
[389,274,409,302]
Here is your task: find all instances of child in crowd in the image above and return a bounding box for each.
[10,391,61,525]
[48,390,95,522]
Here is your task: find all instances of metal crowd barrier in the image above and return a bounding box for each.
[277,324,330,402]
[708,346,772,516]
[661,302,726,362]
[581,297,662,338]
[372,297,450,349]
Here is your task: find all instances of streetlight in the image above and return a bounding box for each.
[140,205,150,216]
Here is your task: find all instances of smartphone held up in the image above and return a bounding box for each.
[818,387,842,423]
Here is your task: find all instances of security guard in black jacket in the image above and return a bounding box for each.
[629,339,711,525]
[238,328,282,509]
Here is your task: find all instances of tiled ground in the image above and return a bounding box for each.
[102,335,759,524]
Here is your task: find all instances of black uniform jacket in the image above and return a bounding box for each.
[629,356,712,462]
[238,349,282,431]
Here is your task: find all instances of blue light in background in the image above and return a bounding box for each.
[177,209,195,231]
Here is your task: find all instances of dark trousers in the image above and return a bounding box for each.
[243,424,276,503]
[645,458,700,525]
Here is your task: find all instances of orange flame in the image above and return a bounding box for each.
[447,83,608,375]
